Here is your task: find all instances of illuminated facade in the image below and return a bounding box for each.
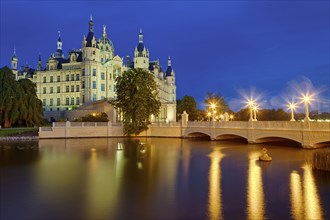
[10,16,176,122]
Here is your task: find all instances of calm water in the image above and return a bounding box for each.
[0,138,329,220]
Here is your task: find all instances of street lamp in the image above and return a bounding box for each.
[288,102,297,121]
[210,103,216,121]
[247,99,255,121]
[230,115,234,121]
[302,94,311,121]
[252,105,258,121]
[207,112,211,121]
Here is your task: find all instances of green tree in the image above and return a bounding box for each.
[110,68,161,135]
[204,92,231,114]
[17,78,44,126]
[0,66,43,128]
[176,95,198,121]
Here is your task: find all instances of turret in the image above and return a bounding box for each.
[133,29,149,69]
[55,31,64,58]
[36,54,43,71]
[11,47,18,70]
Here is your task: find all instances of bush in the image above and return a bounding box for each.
[74,112,109,122]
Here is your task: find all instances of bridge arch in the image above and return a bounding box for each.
[313,141,330,148]
[255,136,302,146]
[215,133,248,142]
[184,131,211,139]
[254,133,302,144]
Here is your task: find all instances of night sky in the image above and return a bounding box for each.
[1,1,329,112]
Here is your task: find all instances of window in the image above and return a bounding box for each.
[66,86,69,92]
[172,89,175,94]
[101,84,105,91]
[57,86,60,93]
[92,81,96,89]
[57,75,60,82]
[50,98,53,106]
[76,85,80,92]
[57,98,60,106]
[66,75,69,81]
[71,74,74,81]
[92,94,96,101]
[50,76,53,83]
[82,69,85,76]
[42,99,46,106]
[82,95,85,103]
[76,74,80,81]
[50,87,53,94]
[93,68,96,76]
[82,81,85,89]
[43,87,46,94]
[71,85,74,92]
[66,98,69,105]
[43,77,46,83]
[76,97,80,105]
[101,72,105,80]
[71,98,74,105]
[101,96,105,100]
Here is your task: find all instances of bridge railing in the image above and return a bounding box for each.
[252,121,303,130]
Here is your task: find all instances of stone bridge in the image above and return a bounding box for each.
[183,120,330,149]
[39,120,329,149]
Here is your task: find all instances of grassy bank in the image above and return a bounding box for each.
[0,128,39,137]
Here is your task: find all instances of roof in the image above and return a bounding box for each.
[137,42,145,52]
[166,66,173,77]
[86,31,98,48]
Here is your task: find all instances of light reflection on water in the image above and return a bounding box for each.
[208,149,224,220]
[247,152,265,220]
[0,138,328,220]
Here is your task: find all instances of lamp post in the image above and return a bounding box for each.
[247,99,255,121]
[207,112,211,121]
[210,103,216,121]
[288,102,296,121]
[230,115,234,121]
[302,94,311,121]
[253,105,258,121]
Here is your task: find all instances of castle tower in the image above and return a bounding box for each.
[11,47,18,70]
[133,29,149,69]
[166,56,176,102]
[98,24,114,63]
[55,31,64,58]
[36,54,43,71]
[82,15,99,62]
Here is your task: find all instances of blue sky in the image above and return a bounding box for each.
[1,0,329,112]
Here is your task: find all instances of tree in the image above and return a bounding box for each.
[17,78,44,126]
[0,66,43,128]
[204,92,231,114]
[110,68,161,135]
[176,95,198,121]
[235,108,250,121]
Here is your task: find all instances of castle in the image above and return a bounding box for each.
[10,16,176,122]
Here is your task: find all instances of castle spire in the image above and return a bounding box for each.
[103,24,107,37]
[139,28,143,43]
[89,15,94,32]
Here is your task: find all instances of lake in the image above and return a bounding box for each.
[0,138,329,220]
